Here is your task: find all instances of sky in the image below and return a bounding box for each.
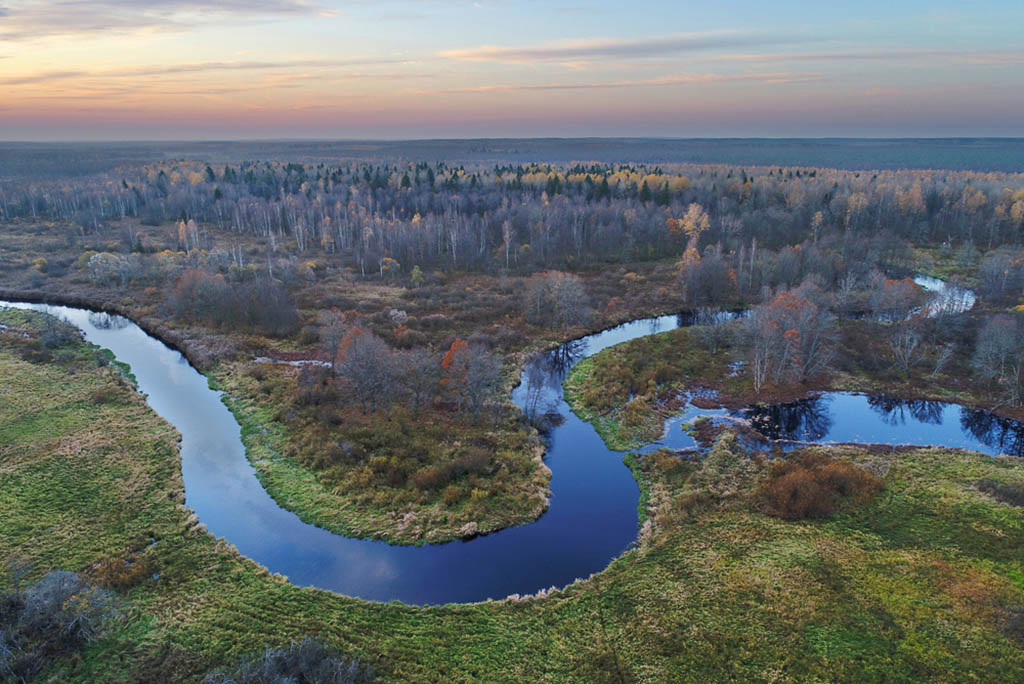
[0,0,1022,140]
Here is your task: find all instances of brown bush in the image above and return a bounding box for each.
[653,362,677,385]
[87,553,153,591]
[818,461,883,499]
[763,469,835,520]
[411,466,448,491]
[1008,607,1024,644]
[89,384,121,404]
[761,453,883,521]
[977,479,1024,507]
[621,395,651,427]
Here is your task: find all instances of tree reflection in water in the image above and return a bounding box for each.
[87,311,130,330]
[745,396,834,442]
[521,338,588,430]
[866,395,945,426]
[545,338,587,381]
[522,358,555,424]
[960,408,1024,457]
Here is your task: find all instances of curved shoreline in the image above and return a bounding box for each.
[0,287,214,370]
[0,297,657,603]
[4,279,1020,604]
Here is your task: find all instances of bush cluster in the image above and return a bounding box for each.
[203,637,373,684]
[85,553,154,592]
[1,568,118,683]
[976,478,1024,507]
[171,268,299,336]
[760,452,883,520]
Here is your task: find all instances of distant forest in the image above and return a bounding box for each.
[2,138,1023,182]
[1,145,1021,288]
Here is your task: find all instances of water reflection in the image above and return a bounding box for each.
[866,395,945,426]
[914,274,976,317]
[543,338,588,380]
[737,391,1024,457]
[961,408,1024,457]
[87,311,131,330]
[744,396,834,442]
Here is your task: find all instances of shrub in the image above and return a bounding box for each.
[690,432,760,501]
[1,568,118,683]
[18,342,53,364]
[1008,607,1024,644]
[621,396,651,428]
[88,385,121,404]
[86,553,153,591]
[411,466,448,491]
[760,452,883,520]
[443,485,461,506]
[762,469,835,520]
[522,271,591,330]
[203,637,373,684]
[449,448,491,478]
[817,460,882,498]
[977,479,1024,507]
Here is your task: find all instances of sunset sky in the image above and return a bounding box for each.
[1,0,1022,140]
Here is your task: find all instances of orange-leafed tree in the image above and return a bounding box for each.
[442,338,502,423]
[744,285,836,392]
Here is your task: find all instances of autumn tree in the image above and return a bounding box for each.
[397,347,440,414]
[867,276,930,371]
[336,327,393,413]
[679,243,736,309]
[317,309,356,368]
[523,271,591,330]
[978,250,1024,306]
[888,313,927,372]
[171,268,229,323]
[973,314,1024,404]
[667,202,710,247]
[744,286,836,391]
[869,276,925,321]
[693,307,732,355]
[442,339,502,423]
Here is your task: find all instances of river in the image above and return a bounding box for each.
[2,276,1019,604]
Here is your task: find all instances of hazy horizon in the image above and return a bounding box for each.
[2,1,1022,140]
[4,136,1024,144]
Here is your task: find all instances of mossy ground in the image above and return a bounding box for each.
[2,307,1023,683]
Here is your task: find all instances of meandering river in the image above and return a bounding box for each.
[2,276,1020,604]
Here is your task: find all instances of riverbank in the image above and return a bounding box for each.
[565,318,1024,452]
[3,307,1023,681]
[208,361,550,545]
[0,224,689,545]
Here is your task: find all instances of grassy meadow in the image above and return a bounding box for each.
[1,308,1023,682]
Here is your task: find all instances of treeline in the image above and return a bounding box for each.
[59,219,1024,339]
[3,159,1022,276]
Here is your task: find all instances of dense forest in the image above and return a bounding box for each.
[3,157,1022,316]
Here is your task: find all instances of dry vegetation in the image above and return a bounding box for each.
[213,360,550,543]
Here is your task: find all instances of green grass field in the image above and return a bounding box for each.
[2,308,1023,683]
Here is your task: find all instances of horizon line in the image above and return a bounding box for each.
[3,135,1024,144]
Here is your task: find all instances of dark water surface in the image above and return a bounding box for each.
[2,293,1020,604]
